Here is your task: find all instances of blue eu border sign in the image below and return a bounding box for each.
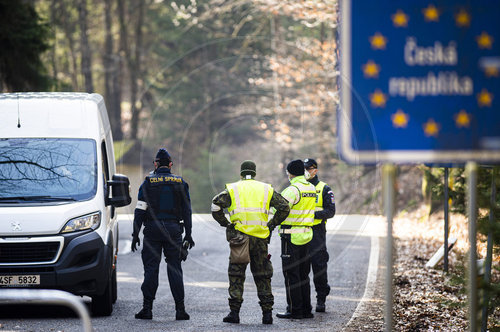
[339,0,500,164]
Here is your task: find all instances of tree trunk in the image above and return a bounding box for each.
[103,0,123,140]
[129,0,144,140]
[77,0,94,92]
[59,0,79,90]
[116,0,128,139]
[49,0,58,87]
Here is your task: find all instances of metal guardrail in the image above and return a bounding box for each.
[0,289,92,332]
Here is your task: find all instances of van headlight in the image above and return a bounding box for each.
[61,212,101,233]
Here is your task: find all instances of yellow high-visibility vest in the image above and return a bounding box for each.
[313,181,327,225]
[226,179,274,239]
[281,179,316,245]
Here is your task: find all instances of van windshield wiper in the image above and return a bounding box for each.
[0,196,76,202]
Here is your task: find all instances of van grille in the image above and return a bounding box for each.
[0,242,60,264]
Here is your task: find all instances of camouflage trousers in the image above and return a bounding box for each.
[228,236,274,312]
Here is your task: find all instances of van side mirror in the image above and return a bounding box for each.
[107,174,132,207]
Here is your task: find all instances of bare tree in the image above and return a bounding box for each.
[103,0,123,139]
[129,0,145,140]
[117,0,144,140]
[77,0,93,92]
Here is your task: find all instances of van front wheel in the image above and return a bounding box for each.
[92,270,113,316]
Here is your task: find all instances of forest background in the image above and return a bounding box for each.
[1,0,499,326]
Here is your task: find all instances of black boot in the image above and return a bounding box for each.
[135,298,153,319]
[262,310,273,324]
[316,297,326,312]
[223,310,240,324]
[175,302,190,320]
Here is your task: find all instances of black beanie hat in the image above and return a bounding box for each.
[155,148,171,165]
[240,160,256,177]
[287,159,305,176]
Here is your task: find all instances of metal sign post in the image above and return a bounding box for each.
[466,162,479,332]
[481,167,496,331]
[444,167,450,273]
[383,164,396,332]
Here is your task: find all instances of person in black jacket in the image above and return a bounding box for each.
[131,148,194,321]
[304,158,336,312]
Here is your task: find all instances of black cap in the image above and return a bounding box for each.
[304,158,318,169]
[155,148,171,165]
[240,160,256,177]
[287,159,305,176]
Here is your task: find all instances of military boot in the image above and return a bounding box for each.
[175,302,190,320]
[135,298,153,319]
[262,310,273,324]
[223,310,240,324]
[316,297,326,312]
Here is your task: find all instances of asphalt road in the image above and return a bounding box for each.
[0,214,383,332]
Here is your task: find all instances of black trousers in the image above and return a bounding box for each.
[310,222,331,300]
[141,222,184,304]
[280,235,312,316]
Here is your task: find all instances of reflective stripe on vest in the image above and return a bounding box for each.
[313,181,326,225]
[226,180,273,239]
[279,227,311,234]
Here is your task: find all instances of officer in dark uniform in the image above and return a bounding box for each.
[304,158,335,312]
[131,148,194,320]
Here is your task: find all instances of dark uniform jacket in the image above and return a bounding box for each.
[133,167,192,239]
[308,175,336,222]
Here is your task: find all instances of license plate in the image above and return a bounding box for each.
[0,275,40,286]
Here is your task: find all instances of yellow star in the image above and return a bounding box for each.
[369,89,388,108]
[454,110,470,128]
[423,119,440,137]
[391,109,409,128]
[484,66,500,77]
[362,60,381,78]
[423,4,440,22]
[369,32,388,50]
[455,9,470,27]
[392,10,409,27]
[476,32,494,49]
[477,88,493,107]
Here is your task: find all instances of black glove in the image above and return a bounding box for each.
[267,223,275,244]
[131,234,140,252]
[179,241,190,261]
[183,234,195,249]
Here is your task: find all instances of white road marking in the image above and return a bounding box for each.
[345,234,380,327]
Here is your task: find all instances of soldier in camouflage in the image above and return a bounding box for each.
[211,160,290,325]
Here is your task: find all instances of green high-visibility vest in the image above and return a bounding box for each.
[313,181,327,225]
[226,179,274,239]
[282,180,316,245]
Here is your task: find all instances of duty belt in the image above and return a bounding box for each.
[150,218,180,224]
[278,227,311,234]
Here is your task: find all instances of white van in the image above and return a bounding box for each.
[0,92,131,316]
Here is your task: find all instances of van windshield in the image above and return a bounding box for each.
[0,138,97,202]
